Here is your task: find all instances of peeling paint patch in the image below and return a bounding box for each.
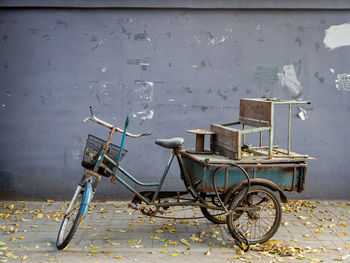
[134,81,154,102]
[277,64,303,96]
[324,23,350,50]
[335,73,350,91]
[127,58,149,71]
[132,110,154,120]
[330,68,335,74]
[314,72,325,84]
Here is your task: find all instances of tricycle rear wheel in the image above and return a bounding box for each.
[200,193,226,224]
[227,185,282,244]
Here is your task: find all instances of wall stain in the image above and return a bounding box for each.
[217,89,228,100]
[183,86,192,94]
[168,62,172,68]
[90,35,98,42]
[295,37,302,47]
[134,30,148,41]
[56,19,68,29]
[3,35,8,42]
[314,42,319,53]
[0,20,4,24]
[259,38,264,42]
[232,86,239,92]
[96,94,101,103]
[314,72,325,83]
[165,32,171,38]
[117,19,131,39]
[298,26,305,32]
[4,61,8,69]
[207,88,212,94]
[201,106,208,112]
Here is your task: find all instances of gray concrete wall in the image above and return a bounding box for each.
[1,1,350,200]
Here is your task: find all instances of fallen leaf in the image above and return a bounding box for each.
[171,253,179,256]
[114,256,122,259]
[161,250,169,253]
[35,245,40,249]
[205,250,210,256]
[103,251,112,254]
[89,250,99,253]
[180,239,191,247]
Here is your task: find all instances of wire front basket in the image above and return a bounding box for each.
[81,134,127,177]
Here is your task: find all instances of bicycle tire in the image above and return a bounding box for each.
[200,193,226,224]
[226,185,282,244]
[56,182,92,250]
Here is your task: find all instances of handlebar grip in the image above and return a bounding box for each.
[141,132,151,137]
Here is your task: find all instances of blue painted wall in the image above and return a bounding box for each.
[1,1,350,199]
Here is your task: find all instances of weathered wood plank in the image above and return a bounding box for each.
[239,99,272,126]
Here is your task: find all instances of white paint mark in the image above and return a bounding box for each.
[102,67,107,72]
[323,22,350,50]
[335,73,350,91]
[330,68,335,74]
[71,149,80,159]
[73,86,78,89]
[132,110,154,120]
[2,104,5,107]
[256,24,261,30]
[208,36,227,46]
[277,64,302,96]
[168,99,175,102]
[193,35,201,45]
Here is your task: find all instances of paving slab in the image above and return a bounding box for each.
[0,200,349,262]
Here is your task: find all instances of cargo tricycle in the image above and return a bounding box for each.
[56,98,314,252]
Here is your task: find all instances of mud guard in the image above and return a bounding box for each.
[223,178,288,205]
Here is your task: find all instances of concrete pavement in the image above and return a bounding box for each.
[0,200,349,263]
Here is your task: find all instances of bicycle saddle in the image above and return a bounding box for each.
[155,137,184,149]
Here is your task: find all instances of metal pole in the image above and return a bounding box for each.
[287,103,291,155]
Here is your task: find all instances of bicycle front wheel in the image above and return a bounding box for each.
[56,183,91,250]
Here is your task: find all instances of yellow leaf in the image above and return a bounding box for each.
[167,241,177,245]
[155,229,164,234]
[345,244,350,249]
[119,230,127,233]
[303,234,310,238]
[236,249,244,255]
[0,242,5,247]
[35,245,40,249]
[46,200,55,203]
[340,232,348,236]
[89,250,99,253]
[309,259,321,262]
[171,253,179,256]
[161,250,169,253]
[114,256,122,259]
[334,259,343,262]
[169,228,177,233]
[131,245,143,248]
[315,231,323,234]
[47,259,59,262]
[127,240,133,243]
[180,239,191,247]
[103,251,112,254]
[111,242,120,246]
[46,242,51,247]
[8,204,14,210]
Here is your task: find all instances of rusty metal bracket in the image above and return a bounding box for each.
[84,169,101,180]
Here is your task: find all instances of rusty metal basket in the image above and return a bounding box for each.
[81,134,127,176]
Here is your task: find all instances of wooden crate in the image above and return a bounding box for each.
[210,124,241,160]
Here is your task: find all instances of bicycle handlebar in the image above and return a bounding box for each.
[83,106,151,138]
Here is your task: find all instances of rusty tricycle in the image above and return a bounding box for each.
[56,98,314,252]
